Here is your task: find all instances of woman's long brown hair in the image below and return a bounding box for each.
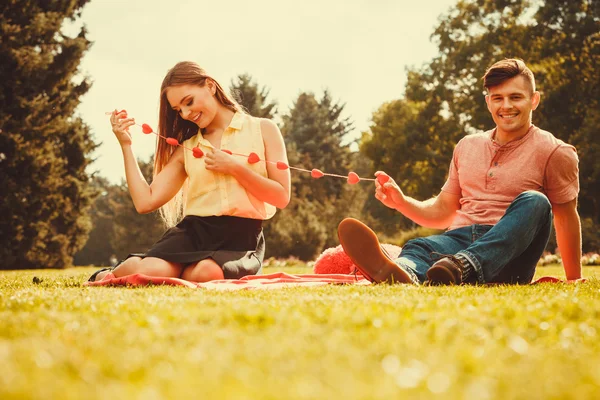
[155,61,242,226]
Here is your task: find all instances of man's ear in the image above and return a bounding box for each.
[531,91,541,110]
[485,94,491,112]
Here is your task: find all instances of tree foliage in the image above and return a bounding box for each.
[360,98,458,234]
[74,158,166,265]
[72,176,116,266]
[230,74,277,119]
[108,159,165,259]
[282,91,354,201]
[0,0,96,269]
[361,0,600,247]
[264,91,358,259]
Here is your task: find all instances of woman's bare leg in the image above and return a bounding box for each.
[92,269,110,281]
[181,259,225,282]
[112,256,184,278]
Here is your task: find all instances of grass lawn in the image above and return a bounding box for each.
[1,263,599,400]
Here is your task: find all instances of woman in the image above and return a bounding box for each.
[89,61,290,282]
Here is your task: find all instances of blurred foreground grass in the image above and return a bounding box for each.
[1,264,599,400]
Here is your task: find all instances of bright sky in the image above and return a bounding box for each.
[76,0,458,184]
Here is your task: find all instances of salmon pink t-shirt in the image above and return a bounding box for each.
[441,125,579,230]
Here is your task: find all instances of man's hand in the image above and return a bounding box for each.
[374,171,405,210]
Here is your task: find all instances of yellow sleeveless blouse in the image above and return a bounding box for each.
[182,112,276,220]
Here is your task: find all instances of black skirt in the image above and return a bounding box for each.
[128,215,265,279]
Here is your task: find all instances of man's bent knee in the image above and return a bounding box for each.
[516,190,551,210]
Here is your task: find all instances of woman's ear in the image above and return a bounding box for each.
[207,79,217,95]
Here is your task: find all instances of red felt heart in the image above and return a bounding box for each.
[248,152,260,164]
[277,161,289,170]
[166,138,179,146]
[311,169,324,178]
[347,172,360,184]
[376,174,390,185]
[192,147,204,158]
[141,124,153,134]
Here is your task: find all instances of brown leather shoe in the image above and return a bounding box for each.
[426,256,464,285]
[337,218,414,284]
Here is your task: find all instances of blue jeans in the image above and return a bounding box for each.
[396,191,553,284]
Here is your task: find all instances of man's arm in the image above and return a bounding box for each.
[552,198,582,280]
[375,172,461,229]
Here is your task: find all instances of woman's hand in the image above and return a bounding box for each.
[110,109,135,146]
[204,149,242,175]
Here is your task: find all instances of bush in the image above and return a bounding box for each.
[537,252,562,266]
[581,218,600,254]
[263,200,329,261]
[581,253,600,266]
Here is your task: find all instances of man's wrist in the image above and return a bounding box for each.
[393,196,407,212]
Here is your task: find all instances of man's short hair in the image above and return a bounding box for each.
[483,58,536,93]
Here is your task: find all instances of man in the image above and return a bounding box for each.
[339,58,582,285]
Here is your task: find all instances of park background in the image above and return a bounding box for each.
[2,2,600,400]
[1,0,598,269]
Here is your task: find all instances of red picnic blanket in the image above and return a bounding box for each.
[83,272,585,290]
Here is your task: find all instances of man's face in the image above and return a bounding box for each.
[485,75,540,135]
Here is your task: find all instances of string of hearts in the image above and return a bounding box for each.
[106,110,391,185]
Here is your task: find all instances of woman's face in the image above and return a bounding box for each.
[166,83,217,129]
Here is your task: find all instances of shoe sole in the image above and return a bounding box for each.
[426,265,459,285]
[337,218,413,284]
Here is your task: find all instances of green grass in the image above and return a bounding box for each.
[1,264,599,400]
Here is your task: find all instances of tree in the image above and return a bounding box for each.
[530,0,600,224]
[74,157,166,265]
[360,0,600,248]
[72,176,117,266]
[230,74,277,118]
[0,0,96,269]
[264,91,356,259]
[108,158,166,259]
[282,91,354,201]
[360,98,458,234]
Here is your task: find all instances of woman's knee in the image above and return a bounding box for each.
[182,259,225,282]
[140,258,183,277]
[113,257,182,278]
[112,256,143,276]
